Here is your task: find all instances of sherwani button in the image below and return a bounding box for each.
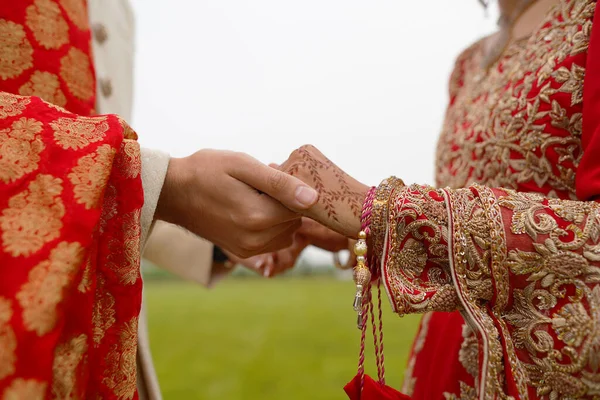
[92,23,108,44]
[100,78,113,98]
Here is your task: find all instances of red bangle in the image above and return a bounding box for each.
[360,186,377,235]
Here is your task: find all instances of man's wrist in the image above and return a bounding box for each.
[155,156,192,226]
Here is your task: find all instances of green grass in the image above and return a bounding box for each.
[145,278,421,400]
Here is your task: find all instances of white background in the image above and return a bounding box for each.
[129,0,499,263]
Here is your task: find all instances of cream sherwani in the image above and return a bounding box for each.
[87,1,224,399]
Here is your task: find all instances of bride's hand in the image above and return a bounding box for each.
[278,145,369,238]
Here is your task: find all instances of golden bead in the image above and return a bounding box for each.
[354,240,367,256]
[358,231,367,240]
[353,265,371,286]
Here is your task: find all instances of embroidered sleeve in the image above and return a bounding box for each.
[381,182,600,397]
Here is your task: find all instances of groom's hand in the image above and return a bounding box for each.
[155,149,319,258]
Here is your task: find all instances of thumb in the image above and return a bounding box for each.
[231,156,318,211]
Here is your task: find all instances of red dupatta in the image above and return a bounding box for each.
[0,1,144,398]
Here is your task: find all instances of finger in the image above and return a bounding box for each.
[267,235,310,277]
[297,218,349,252]
[230,154,318,210]
[258,220,303,254]
[245,193,300,229]
[269,163,280,169]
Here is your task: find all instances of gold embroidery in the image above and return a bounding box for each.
[498,188,600,399]
[443,382,478,400]
[435,1,594,200]
[0,21,33,80]
[17,241,85,336]
[117,116,137,141]
[77,253,92,293]
[57,0,88,30]
[68,144,116,209]
[0,174,64,257]
[103,318,138,400]
[386,185,457,315]
[445,188,509,400]
[25,0,69,49]
[107,209,141,285]
[92,277,115,346]
[0,297,16,380]
[458,324,478,378]
[20,71,67,107]
[118,140,141,179]
[0,93,30,120]
[51,334,88,399]
[99,183,118,234]
[59,48,94,101]
[0,117,45,183]
[2,379,47,400]
[51,116,109,150]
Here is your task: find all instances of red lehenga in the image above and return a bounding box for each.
[376,0,600,398]
[0,1,143,399]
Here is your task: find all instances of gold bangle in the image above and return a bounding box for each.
[371,177,404,261]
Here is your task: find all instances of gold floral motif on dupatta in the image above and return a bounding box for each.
[20,71,67,107]
[0,297,16,380]
[0,117,45,183]
[51,116,109,150]
[0,21,33,80]
[92,276,115,346]
[0,93,30,120]
[0,174,65,257]
[57,0,88,30]
[17,241,84,336]
[102,318,139,400]
[2,379,47,400]
[59,48,94,101]
[106,209,141,286]
[68,144,116,209]
[51,334,88,399]
[117,140,142,179]
[116,116,137,141]
[25,0,69,50]
[77,253,93,293]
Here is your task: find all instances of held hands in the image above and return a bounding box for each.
[278,145,369,238]
[155,149,319,258]
[230,144,370,276]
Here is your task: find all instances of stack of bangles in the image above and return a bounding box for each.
[332,177,404,271]
[352,177,404,328]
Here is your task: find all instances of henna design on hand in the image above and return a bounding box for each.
[286,147,364,223]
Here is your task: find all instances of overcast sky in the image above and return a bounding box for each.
[129,0,499,263]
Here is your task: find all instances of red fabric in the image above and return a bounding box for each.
[0,0,96,116]
[399,2,600,399]
[345,374,411,400]
[0,1,144,398]
[577,0,600,200]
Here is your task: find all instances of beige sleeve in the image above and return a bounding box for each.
[140,147,170,247]
[143,221,232,287]
[139,148,232,287]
